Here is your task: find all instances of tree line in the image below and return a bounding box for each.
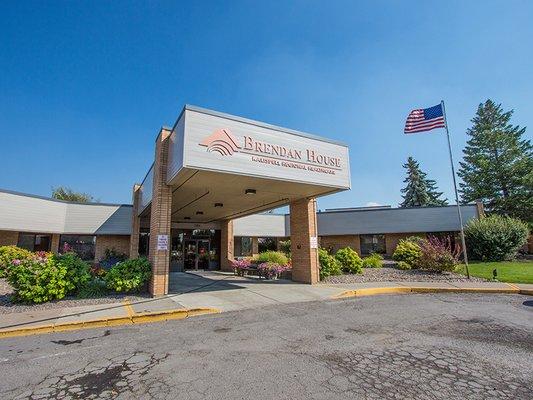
[400,99,532,226]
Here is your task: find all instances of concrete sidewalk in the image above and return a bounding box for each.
[1,271,532,337]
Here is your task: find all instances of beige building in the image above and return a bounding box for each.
[0,105,492,297]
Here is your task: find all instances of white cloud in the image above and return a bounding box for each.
[364,201,383,207]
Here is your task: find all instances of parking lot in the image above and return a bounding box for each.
[1,293,532,399]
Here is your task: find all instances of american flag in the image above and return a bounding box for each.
[404,103,446,134]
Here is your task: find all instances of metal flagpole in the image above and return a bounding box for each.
[441,100,470,279]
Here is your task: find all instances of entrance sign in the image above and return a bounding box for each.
[166,105,351,190]
[310,236,318,249]
[157,234,169,251]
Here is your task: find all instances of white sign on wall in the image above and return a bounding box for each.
[310,236,318,249]
[157,234,169,251]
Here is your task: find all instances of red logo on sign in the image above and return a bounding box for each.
[199,128,241,156]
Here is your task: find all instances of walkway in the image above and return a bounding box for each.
[1,271,532,337]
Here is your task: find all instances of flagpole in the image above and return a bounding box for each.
[441,100,470,279]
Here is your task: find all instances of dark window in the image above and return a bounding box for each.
[59,235,96,260]
[17,233,51,252]
[360,234,386,255]
[258,237,277,253]
[139,229,150,257]
[234,236,252,257]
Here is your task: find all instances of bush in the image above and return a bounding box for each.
[464,215,529,261]
[254,251,289,266]
[99,248,128,269]
[7,252,72,303]
[393,239,422,268]
[362,253,383,268]
[77,278,108,298]
[318,248,342,279]
[105,257,152,293]
[0,246,33,278]
[418,236,461,272]
[396,261,412,270]
[335,247,362,274]
[54,252,91,293]
[257,262,289,279]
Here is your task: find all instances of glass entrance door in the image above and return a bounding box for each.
[184,239,211,270]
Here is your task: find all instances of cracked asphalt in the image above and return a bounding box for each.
[1,293,532,399]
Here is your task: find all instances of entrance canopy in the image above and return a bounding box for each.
[138,105,351,223]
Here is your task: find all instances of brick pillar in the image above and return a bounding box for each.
[252,237,259,256]
[290,198,319,284]
[148,128,172,296]
[220,219,234,272]
[129,184,141,259]
[51,234,60,254]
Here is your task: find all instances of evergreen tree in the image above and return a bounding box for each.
[400,157,448,207]
[458,100,532,224]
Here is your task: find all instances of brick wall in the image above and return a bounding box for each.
[95,235,131,262]
[320,235,360,255]
[385,232,425,256]
[0,230,18,246]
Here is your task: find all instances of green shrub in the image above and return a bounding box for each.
[464,215,529,261]
[54,252,91,293]
[335,247,362,274]
[105,257,152,293]
[0,246,33,278]
[77,278,108,298]
[318,248,342,279]
[254,251,289,266]
[393,240,422,268]
[362,253,383,268]
[396,261,412,270]
[418,236,460,272]
[7,253,72,303]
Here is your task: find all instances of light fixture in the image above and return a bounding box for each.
[196,211,204,215]
[214,203,223,208]
[183,217,191,220]
[245,189,256,195]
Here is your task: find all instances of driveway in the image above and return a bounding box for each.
[1,293,531,399]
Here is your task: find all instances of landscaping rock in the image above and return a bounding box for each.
[321,266,487,284]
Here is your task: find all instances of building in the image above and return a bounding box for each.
[0,105,489,297]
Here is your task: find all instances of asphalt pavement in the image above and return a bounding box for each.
[1,293,532,399]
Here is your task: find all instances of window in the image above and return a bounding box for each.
[17,233,51,252]
[258,237,277,253]
[234,236,252,257]
[360,234,386,255]
[59,235,96,260]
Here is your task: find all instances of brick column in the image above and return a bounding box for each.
[51,234,60,253]
[220,219,234,272]
[148,128,172,296]
[129,184,141,259]
[252,237,259,256]
[290,198,319,284]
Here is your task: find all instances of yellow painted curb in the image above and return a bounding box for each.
[333,285,524,299]
[0,308,220,339]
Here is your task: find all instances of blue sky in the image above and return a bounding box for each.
[1,1,531,211]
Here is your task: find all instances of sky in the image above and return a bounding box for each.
[1,1,532,212]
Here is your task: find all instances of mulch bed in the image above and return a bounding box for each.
[321,266,487,284]
[0,278,149,314]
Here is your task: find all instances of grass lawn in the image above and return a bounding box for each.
[456,260,533,284]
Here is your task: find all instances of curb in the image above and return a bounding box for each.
[332,286,530,299]
[0,308,220,339]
